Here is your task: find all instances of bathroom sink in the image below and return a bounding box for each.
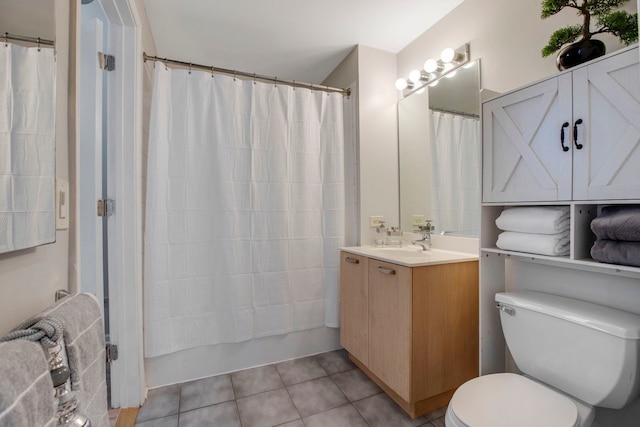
[372,246,429,257]
[341,245,479,267]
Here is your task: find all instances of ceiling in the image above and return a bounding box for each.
[142,0,465,84]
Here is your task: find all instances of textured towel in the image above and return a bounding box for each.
[0,340,56,427]
[496,206,570,234]
[40,293,108,427]
[591,206,640,242]
[496,231,570,256]
[591,239,640,267]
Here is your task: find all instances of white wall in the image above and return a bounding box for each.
[0,0,71,335]
[397,0,637,94]
[354,46,399,244]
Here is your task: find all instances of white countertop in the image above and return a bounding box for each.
[340,245,479,267]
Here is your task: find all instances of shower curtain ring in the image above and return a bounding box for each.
[3,33,7,47]
[188,63,192,74]
[293,80,296,91]
[253,73,256,84]
[211,66,214,78]
[233,70,236,81]
[37,37,41,52]
[274,77,277,87]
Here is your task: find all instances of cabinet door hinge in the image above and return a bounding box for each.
[97,199,114,217]
[106,343,118,363]
[98,52,115,71]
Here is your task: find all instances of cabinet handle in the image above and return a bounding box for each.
[573,119,584,149]
[377,266,396,275]
[560,122,570,152]
[345,257,359,264]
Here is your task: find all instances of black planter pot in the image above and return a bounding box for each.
[556,39,606,70]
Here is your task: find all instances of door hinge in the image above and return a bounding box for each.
[98,52,115,71]
[97,199,115,217]
[106,343,119,363]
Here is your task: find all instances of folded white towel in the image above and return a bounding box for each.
[496,206,570,234]
[496,231,570,256]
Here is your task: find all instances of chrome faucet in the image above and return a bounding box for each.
[412,221,433,251]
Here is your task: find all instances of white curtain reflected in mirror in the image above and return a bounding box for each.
[398,60,480,236]
[0,43,56,253]
[429,111,480,236]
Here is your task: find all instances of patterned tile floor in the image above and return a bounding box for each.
[134,349,447,427]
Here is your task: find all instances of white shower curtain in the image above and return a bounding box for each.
[429,111,480,236]
[144,66,345,357]
[0,44,56,253]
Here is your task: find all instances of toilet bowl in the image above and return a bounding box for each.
[444,373,594,427]
[445,291,640,427]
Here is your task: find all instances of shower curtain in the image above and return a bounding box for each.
[144,66,345,357]
[429,111,480,236]
[0,43,56,253]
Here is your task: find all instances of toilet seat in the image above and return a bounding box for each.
[447,373,580,427]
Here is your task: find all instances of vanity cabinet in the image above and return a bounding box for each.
[339,253,369,365]
[340,251,479,418]
[483,47,640,203]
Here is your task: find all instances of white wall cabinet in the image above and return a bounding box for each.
[483,47,640,203]
[479,46,640,425]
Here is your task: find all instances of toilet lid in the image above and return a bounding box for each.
[449,373,579,427]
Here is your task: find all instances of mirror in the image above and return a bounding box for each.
[398,60,481,237]
[0,0,56,253]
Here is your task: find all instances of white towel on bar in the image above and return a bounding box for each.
[495,206,570,234]
[496,231,570,256]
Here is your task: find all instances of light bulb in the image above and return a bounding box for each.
[409,69,422,83]
[395,78,408,91]
[429,80,439,87]
[440,47,456,63]
[445,70,457,79]
[423,59,438,73]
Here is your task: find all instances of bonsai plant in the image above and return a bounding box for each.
[541,0,638,70]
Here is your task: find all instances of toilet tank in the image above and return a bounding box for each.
[496,291,640,409]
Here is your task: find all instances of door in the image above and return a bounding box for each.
[368,259,412,401]
[482,74,573,202]
[572,48,640,200]
[79,1,113,405]
[339,252,369,365]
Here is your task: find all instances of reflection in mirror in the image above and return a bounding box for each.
[399,60,481,237]
[0,0,56,253]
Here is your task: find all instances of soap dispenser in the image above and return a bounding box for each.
[374,221,386,247]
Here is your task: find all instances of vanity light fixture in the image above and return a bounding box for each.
[396,43,470,93]
[395,78,414,91]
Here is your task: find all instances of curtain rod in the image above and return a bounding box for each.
[430,106,479,119]
[3,32,54,47]
[143,52,350,97]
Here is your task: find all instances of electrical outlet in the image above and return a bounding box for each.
[412,215,425,227]
[369,215,385,227]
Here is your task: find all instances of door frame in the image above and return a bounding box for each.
[97,0,145,408]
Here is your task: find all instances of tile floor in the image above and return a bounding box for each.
[134,349,447,427]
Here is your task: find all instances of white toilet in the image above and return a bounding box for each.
[446,291,640,427]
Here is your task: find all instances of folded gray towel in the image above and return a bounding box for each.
[41,293,108,427]
[0,340,56,427]
[591,239,640,268]
[591,206,640,242]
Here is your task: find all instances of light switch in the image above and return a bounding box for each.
[56,179,69,230]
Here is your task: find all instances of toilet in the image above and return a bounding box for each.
[446,291,640,427]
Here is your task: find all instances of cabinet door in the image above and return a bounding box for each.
[572,49,640,200]
[340,252,369,365]
[482,74,573,202]
[368,260,412,402]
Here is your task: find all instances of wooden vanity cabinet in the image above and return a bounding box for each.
[340,251,479,418]
[339,253,369,366]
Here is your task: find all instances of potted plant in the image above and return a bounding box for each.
[541,0,638,70]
